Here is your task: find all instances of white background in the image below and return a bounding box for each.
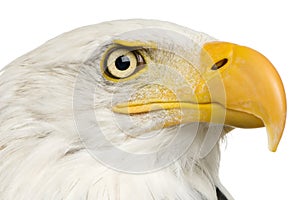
[0,0,299,199]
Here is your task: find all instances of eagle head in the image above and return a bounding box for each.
[0,19,286,199]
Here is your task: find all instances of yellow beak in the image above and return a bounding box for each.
[113,42,286,152]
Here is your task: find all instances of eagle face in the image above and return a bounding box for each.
[71,22,223,173]
[0,20,286,199]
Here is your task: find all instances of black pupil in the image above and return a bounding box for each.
[115,55,131,71]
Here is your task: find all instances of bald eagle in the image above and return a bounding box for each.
[0,20,286,200]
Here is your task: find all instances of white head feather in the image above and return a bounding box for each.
[0,19,233,199]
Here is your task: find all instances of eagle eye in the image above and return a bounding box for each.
[104,48,145,79]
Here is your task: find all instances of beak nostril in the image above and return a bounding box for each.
[211,58,228,70]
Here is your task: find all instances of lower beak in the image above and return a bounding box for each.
[113,42,287,152]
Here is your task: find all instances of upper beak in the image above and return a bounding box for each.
[113,41,287,152]
[200,42,286,151]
